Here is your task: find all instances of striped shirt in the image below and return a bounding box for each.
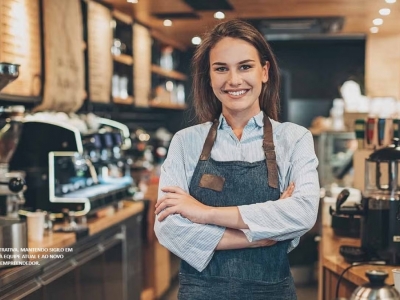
[154,111,320,272]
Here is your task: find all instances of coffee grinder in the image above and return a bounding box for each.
[0,62,28,265]
[340,139,400,265]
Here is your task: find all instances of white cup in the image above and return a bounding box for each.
[27,212,46,241]
[393,269,400,293]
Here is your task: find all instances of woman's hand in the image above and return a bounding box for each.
[280,182,295,199]
[155,186,211,223]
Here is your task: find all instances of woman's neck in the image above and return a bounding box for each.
[222,109,261,140]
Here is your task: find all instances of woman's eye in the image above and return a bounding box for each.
[215,67,227,72]
[240,65,252,70]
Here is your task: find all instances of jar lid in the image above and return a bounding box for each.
[368,138,400,161]
[351,270,400,300]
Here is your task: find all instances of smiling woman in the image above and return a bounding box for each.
[209,37,269,134]
[154,19,320,300]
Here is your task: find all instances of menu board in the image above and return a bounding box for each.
[0,0,42,96]
[87,0,112,103]
[34,0,85,112]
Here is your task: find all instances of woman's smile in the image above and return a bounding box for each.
[224,89,250,98]
[209,37,269,118]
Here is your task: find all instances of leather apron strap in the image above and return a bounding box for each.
[199,113,279,189]
[199,119,219,161]
[262,112,278,189]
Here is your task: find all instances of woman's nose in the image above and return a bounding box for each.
[227,70,242,86]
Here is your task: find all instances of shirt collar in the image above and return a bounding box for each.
[218,111,264,130]
[217,111,281,136]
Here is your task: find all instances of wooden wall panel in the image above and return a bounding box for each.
[365,33,400,100]
[87,0,112,104]
[35,0,85,112]
[0,0,42,96]
[133,23,151,107]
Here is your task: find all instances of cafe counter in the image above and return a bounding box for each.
[0,200,144,300]
[318,225,396,300]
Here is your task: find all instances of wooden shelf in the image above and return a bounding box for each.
[113,96,134,104]
[149,101,187,110]
[151,65,187,81]
[112,9,133,24]
[113,54,133,65]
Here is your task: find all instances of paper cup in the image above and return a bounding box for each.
[27,212,46,241]
[393,269,400,293]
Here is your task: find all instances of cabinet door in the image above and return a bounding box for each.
[103,236,124,300]
[0,279,43,300]
[76,247,105,300]
[42,271,81,299]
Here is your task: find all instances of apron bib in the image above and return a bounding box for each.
[179,113,296,300]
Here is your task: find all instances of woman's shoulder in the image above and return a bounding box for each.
[174,122,213,141]
[272,119,310,140]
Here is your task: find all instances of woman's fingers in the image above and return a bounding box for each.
[161,186,186,195]
[155,193,181,208]
[155,199,177,215]
[280,182,295,199]
[157,207,176,221]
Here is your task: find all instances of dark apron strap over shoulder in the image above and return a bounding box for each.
[262,112,278,189]
[198,113,279,189]
[200,119,219,161]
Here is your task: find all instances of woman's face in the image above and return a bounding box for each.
[209,37,269,118]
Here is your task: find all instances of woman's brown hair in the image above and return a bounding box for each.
[192,19,280,123]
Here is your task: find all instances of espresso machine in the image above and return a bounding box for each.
[340,139,400,265]
[0,62,28,265]
[9,112,134,219]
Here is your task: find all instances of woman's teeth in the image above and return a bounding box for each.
[227,90,247,96]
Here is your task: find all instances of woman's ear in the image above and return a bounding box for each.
[262,61,270,83]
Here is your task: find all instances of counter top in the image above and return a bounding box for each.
[321,225,395,287]
[0,200,144,278]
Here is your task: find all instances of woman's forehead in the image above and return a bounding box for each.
[209,37,259,63]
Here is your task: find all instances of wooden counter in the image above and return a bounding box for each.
[319,225,397,300]
[0,200,144,300]
[13,200,144,257]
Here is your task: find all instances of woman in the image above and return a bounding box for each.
[154,19,319,299]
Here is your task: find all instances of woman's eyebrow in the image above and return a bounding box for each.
[211,59,255,66]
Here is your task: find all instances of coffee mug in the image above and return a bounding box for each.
[393,269,400,293]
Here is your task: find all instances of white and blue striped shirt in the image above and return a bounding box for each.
[154,111,320,272]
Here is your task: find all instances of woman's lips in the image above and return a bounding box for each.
[224,89,249,97]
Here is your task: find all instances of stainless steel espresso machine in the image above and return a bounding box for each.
[8,113,134,222]
[0,62,28,265]
[340,139,400,265]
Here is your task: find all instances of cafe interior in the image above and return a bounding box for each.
[0,0,399,299]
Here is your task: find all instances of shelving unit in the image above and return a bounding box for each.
[151,64,187,81]
[113,96,134,104]
[113,54,133,65]
[111,10,134,105]
[149,101,187,110]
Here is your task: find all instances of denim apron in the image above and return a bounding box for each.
[178,114,297,300]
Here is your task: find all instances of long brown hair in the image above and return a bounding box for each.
[192,19,280,123]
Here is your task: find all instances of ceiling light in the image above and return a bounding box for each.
[385,0,396,3]
[372,18,383,26]
[370,27,379,33]
[214,11,225,20]
[191,36,201,45]
[127,0,138,3]
[379,8,391,15]
[163,19,172,27]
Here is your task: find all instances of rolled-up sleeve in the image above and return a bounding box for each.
[154,132,225,272]
[238,130,320,243]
